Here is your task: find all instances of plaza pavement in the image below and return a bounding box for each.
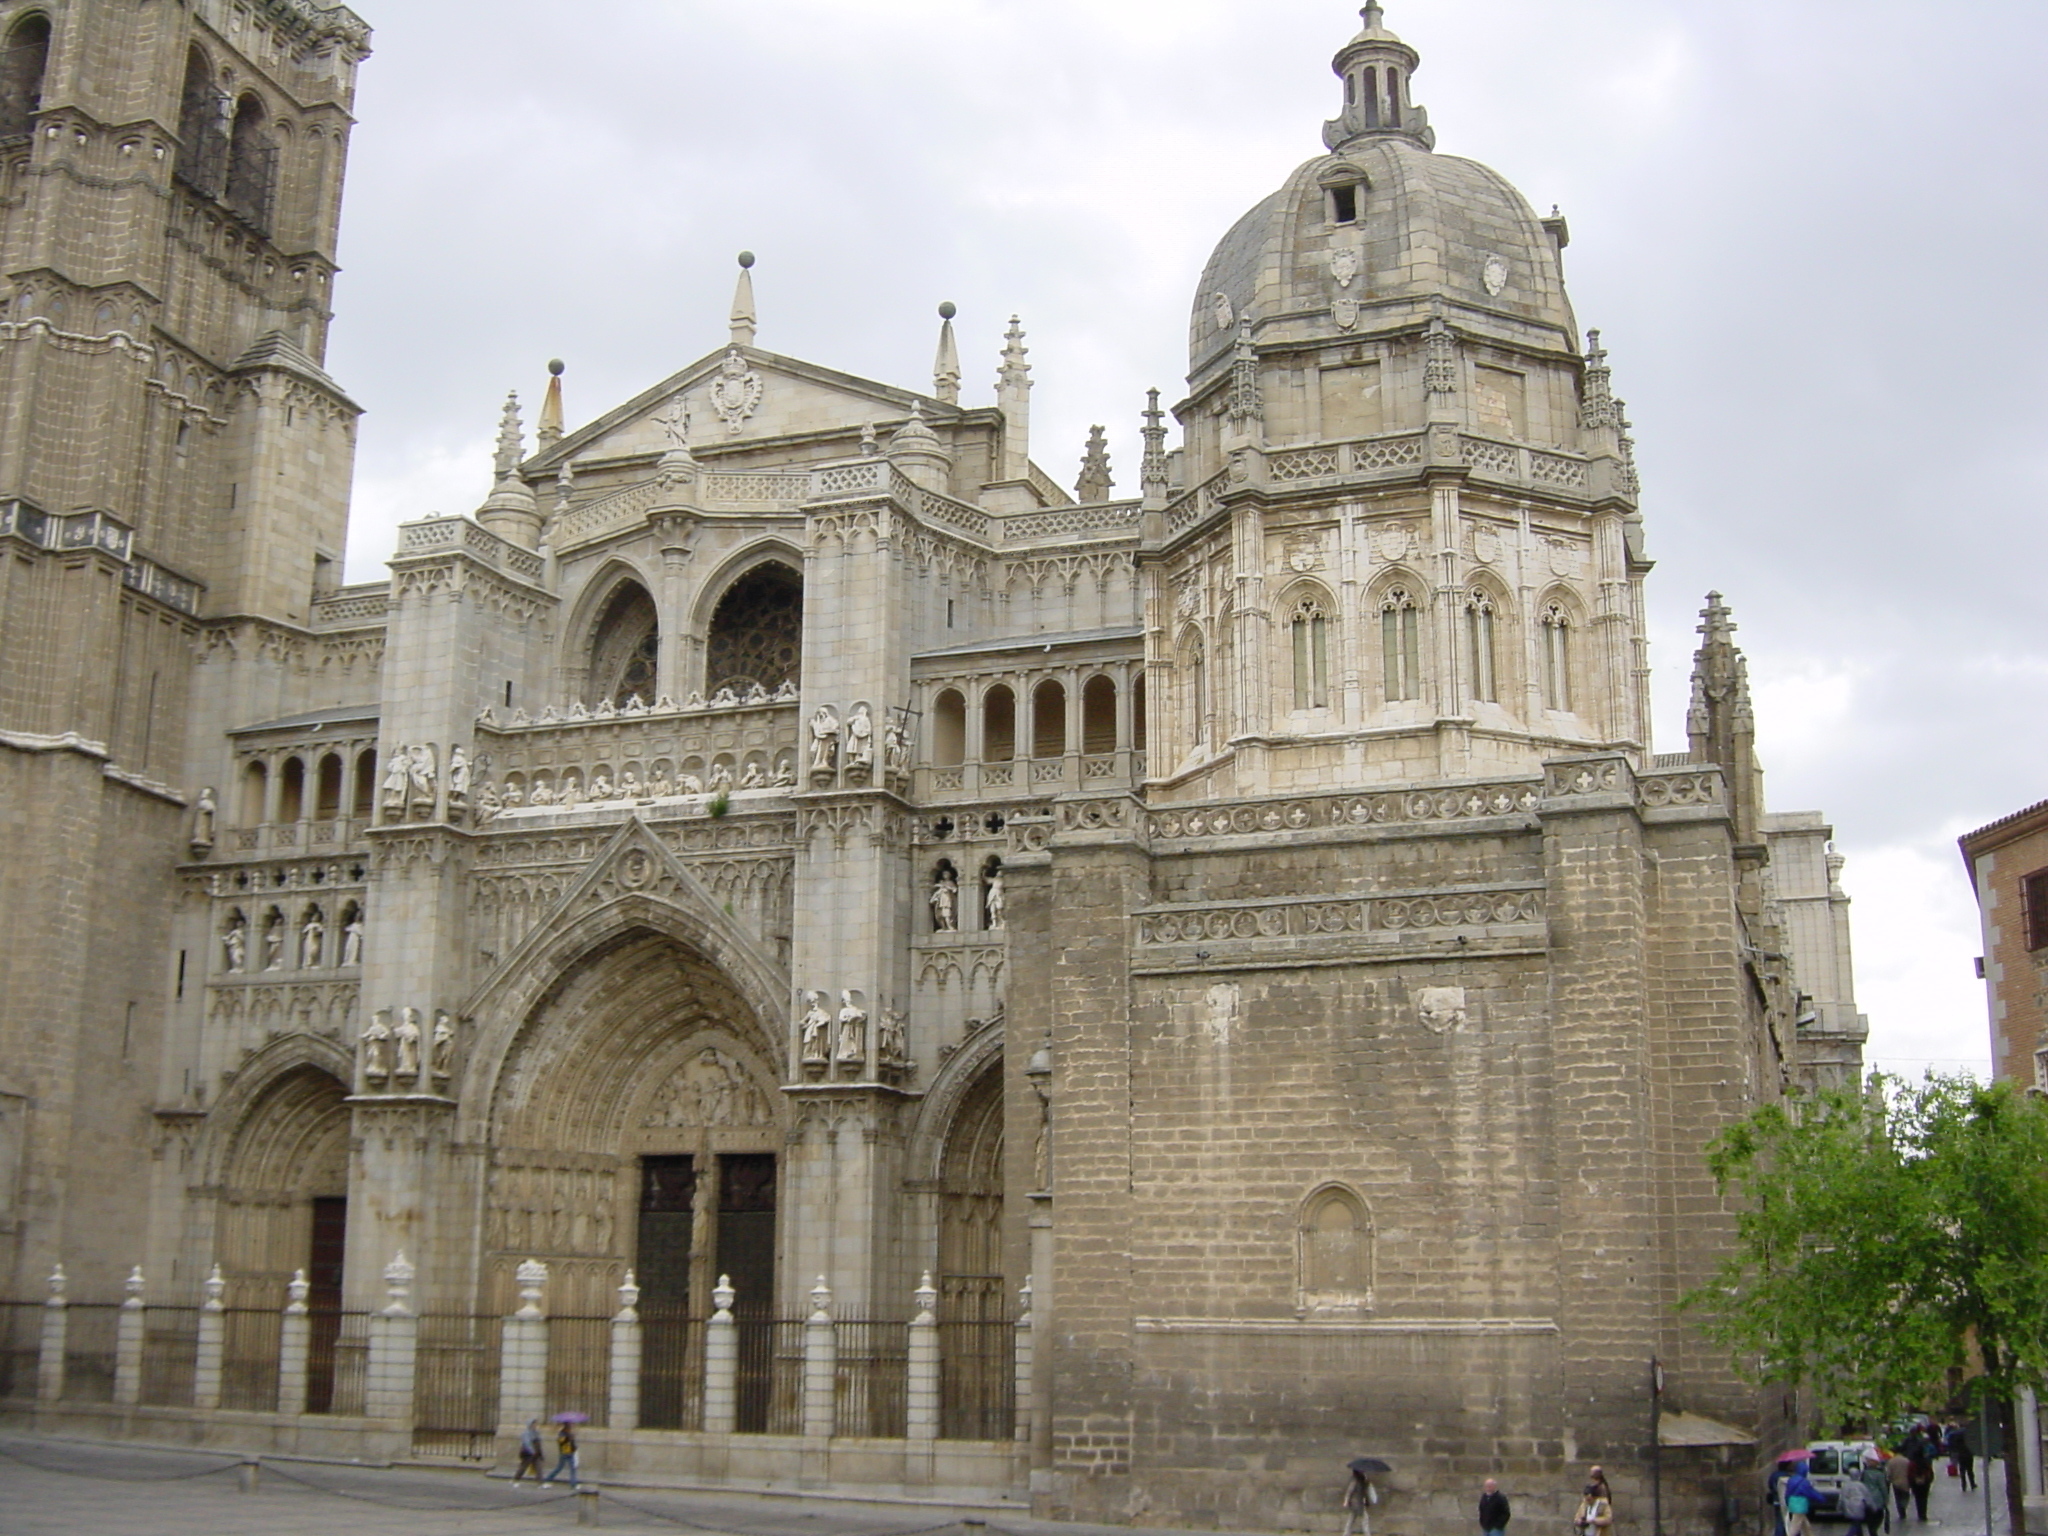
[0,1432,2018,1536]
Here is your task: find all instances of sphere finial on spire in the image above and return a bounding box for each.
[933,301,961,405]
[730,251,758,347]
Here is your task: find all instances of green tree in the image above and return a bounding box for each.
[1684,1073,2048,1536]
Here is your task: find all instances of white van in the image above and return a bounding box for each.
[1803,1442,1878,1516]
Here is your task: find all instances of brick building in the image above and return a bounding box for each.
[0,2,1866,1527]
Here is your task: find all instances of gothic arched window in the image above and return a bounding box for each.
[1081,674,1117,754]
[1541,603,1573,712]
[1290,596,1330,710]
[705,561,802,696]
[1380,587,1421,702]
[176,46,224,196]
[1298,1185,1374,1313]
[1031,679,1066,758]
[586,580,659,708]
[982,684,1015,761]
[1180,631,1207,746]
[223,92,276,231]
[1465,590,1498,704]
[932,688,967,766]
[0,14,51,141]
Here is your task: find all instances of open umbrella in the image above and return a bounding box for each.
[1776,1448,1813,1465]
[552,1410,590,1424]
[1348,1457,1392,1476]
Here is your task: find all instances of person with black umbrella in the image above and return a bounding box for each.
[1342,1457,1388,1536]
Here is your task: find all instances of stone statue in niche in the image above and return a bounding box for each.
[709,762,734,791]
[1414,986,1467,1034]
[360,1008,393,1082]
[221,918,247,974]
[619,769,643,799]
[984,868,1007,930]
[739,760,763,788]
[836,991,868,1067]
[771,757,796,786]
[447,746,470,813]
[299,909,325,969]
[799,991,831,1065]
[929,866,960,932]
[405,743,437,818]
[808,706,840,775]
[844,703,874,773]
[648,767,673,797]
[340,914,364,967]
[877,1007,909,1070]
[190,786,217,851]
[528,779,554,806]
[589,770,615,800]
[475,782,502,823]
[393,1006,423,1079]
[430,1011,455,1080]
[262,914,285,972]
[677,773,703,795]
[883,715,911,778]
[380,753,408,816]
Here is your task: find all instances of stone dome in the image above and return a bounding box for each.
[1188,10,1576,389]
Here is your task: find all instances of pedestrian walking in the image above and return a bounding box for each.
[1945,1422,1977,1491]
[1858,1452,1890,1536]
[1838,1465,1873,1536]
[1479,1477,1512,1536]
[1782,1466,1819,1536]
[1573,1470,1613,1536]
[1905,1431,1935,1521]
[540,1419,579,1489]
[1340,1468,1378,1536]
[1884,1448,1912,1521]
[512,1418,545,1484]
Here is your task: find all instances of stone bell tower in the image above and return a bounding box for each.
[0,0,370,1299]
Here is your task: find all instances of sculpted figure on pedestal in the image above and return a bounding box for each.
[799,990,832,1065]
[845,703,874,770]
[929,866,960,932]
[431,1011,455,1080]
[836,990,868,1066]
[300,909,325,969]
[393,1006,423,1079]
[808,706,840,773]
[361,1009,393,1082]
[381,753,408,816]
[222,919,247,974]
[340,914,364,967]
[191,787,217,851]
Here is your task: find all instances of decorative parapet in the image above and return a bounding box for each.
[311,585,389,628]
[391,516,544,584]
[999,501,1141,545]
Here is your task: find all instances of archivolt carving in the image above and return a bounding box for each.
[641,1047,773,1129]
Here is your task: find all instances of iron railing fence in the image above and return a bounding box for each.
[834,1316,908,1440]
[544,1314,610,1430]
[733,1318,805,1435]
[412,1313,502,1460]
[938,1318,1015,1441]
[638,1308,704,1431]
[221,1307,282,1412]
[0,1300,39,1397]
[139,1305,199,1407]
[306,1309,368,1416]
[62,1302,121,1403]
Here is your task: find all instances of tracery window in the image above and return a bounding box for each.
[1541,603,1572,712]
[223,93,276,232]
[587,581,659,707]
[1291,597,1330,710]
[175,46,226,196]
[705,562,802,696]
[0,14,50,141]
[1380,587,1420,702]
[1465,590,1498,704]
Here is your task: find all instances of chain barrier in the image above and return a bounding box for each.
[0,1437,244,1483]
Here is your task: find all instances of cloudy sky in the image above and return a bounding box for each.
[322,0,2048,1082]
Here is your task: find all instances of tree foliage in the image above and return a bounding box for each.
[1685,1074,2048,1526]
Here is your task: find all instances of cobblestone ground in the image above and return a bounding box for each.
[0,1433,1112,1536]
[0,1434,2021,1536]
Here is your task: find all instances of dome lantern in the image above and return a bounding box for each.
[1324,3,1434,153]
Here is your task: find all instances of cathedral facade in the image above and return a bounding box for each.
[0,1,1867,1528]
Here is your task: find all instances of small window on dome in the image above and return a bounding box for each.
[1330,184,1358,225]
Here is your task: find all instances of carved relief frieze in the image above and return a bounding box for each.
[641,1046,773,1128]
[486,1157,621,1258]
[1134,886,1544,948]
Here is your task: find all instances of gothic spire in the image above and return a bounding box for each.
[1578,329,1614,431]
[478,390,541,548]
[1140,388,1170,509]
[730,251,757,347]
[1324,3,1435,152]
[997,316,1032,481]
[1688,592,1762,846]
[537,358,565,448]
[933,301,961,406]
[1075,425,1113,503]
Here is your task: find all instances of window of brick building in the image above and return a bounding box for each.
[2023,868,2048,951]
